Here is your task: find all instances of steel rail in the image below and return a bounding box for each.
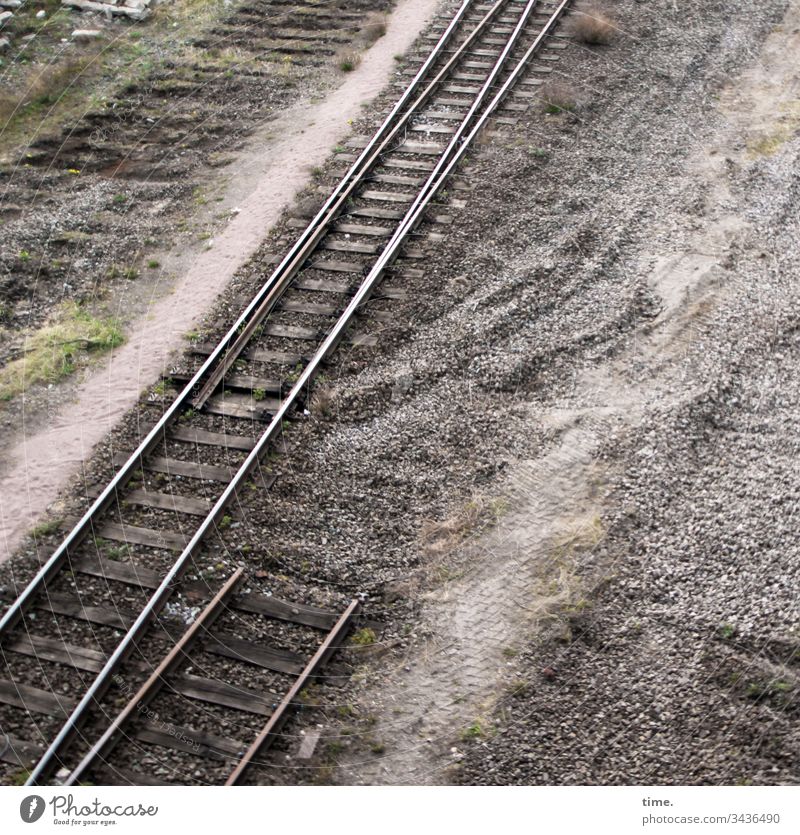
[380,0,543,253]
[62,569,244,786]
[0,0,480,643]
[20,3,508,784]
[24,0,571,786]
[189,0,511,409]
[225,598,360,785]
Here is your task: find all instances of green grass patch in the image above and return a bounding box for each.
[461,720,485,741]
[31,518,62,538]
[0,302,124,401]
[8,768,31,786]
[350,627,376,646]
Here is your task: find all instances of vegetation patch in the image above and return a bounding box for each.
[568,3,617,45]
[539,80,579,114]
[0,302,123,401]
[350,627,377,647]
[420,494,508,556]
[30,517,62,539]
[337,52,362,73]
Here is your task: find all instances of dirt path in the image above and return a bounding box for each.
[0,0,441,563]
[337,0,800,785]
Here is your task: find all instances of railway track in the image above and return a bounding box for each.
[0,0,573,786]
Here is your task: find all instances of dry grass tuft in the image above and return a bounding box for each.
[551,512,605,558]
[337,51,362,73]
[523,512,606,631]
[309,385,335,417]
[526,566,588,626]
[360,13,388,46]
[420,494,508,556]
[568,4,617,45]
[538,80,579,114]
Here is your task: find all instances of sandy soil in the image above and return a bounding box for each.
[0,0,440,563]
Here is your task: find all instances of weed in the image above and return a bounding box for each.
[218,514,232,529]
[54,230,92,245]
[326,740,345,757]
[146,259,160,269]
[112,194,127,205]
[719,624,736,640]
[312,764,335,784]
[351,627,376,646]
[744,677,793,701]
[461,720,484,740]
[0,303,123,401]
[252,387,267,402]
[338,52,361,73]
[568,3,617,45]
[299,683,321,706]
[369,740,386,755]
[105,544,130,560]
[508,679,530,697]
[8,768,31,786]
[19,250,31,262]
[420,494,508,555]
[502,646,517,659]
[31,518,62,538]
[360,14,387,46]
[0,57,92,128]
[528,146,549,158]
[539,80,578,114]
[310,385,334,416]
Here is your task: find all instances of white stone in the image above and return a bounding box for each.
[36,9,46,18]
[72,29,103,41]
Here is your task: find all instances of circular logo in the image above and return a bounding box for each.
[20,795,45,823]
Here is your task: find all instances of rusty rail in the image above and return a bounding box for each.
[60,569,245,786]
[225,598,360,785]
